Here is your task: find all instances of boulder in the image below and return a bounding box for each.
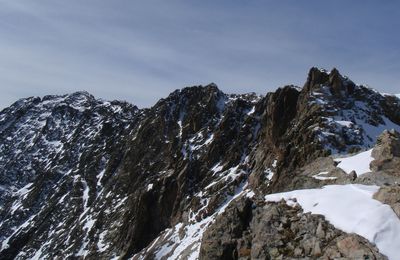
[373,186,400,218]
[370,130,400,172]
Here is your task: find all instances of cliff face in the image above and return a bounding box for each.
[0,68,400,259]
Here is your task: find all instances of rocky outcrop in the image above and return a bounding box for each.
[373,186,400,218]
[199,198,253,259]
[200,198,386,259]
[368,130,400,218]
[370,130,400,173]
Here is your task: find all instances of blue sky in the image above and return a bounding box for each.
[0,1,399,108]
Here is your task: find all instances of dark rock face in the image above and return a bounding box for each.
[0,68,399,259]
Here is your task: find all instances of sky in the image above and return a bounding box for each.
[0,0,399,109]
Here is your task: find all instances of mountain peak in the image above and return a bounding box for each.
[304,67,355,96]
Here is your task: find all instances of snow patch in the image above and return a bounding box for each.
[97,231,108,252]
[335,120,353,127]
[264,168,274,181]
[312,171,337,180]
[246,106,255,116]
[81,179,90,211]
[177,110,186,138]
[15,182,33,198]
[272,159,278,168]
[246,191,255,198]
[211,162,223,174]
[334,149,373,176]
[203,134,214,145]
[96,169,106,188]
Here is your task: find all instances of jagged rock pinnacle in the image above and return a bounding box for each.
[304,67,355,97]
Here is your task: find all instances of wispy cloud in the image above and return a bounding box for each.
[0,0,399,108]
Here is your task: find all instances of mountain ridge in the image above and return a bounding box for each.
[0,68,400,259]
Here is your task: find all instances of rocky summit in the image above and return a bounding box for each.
[0,68,400,260]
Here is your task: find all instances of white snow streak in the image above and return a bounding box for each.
[312,171,337,180]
